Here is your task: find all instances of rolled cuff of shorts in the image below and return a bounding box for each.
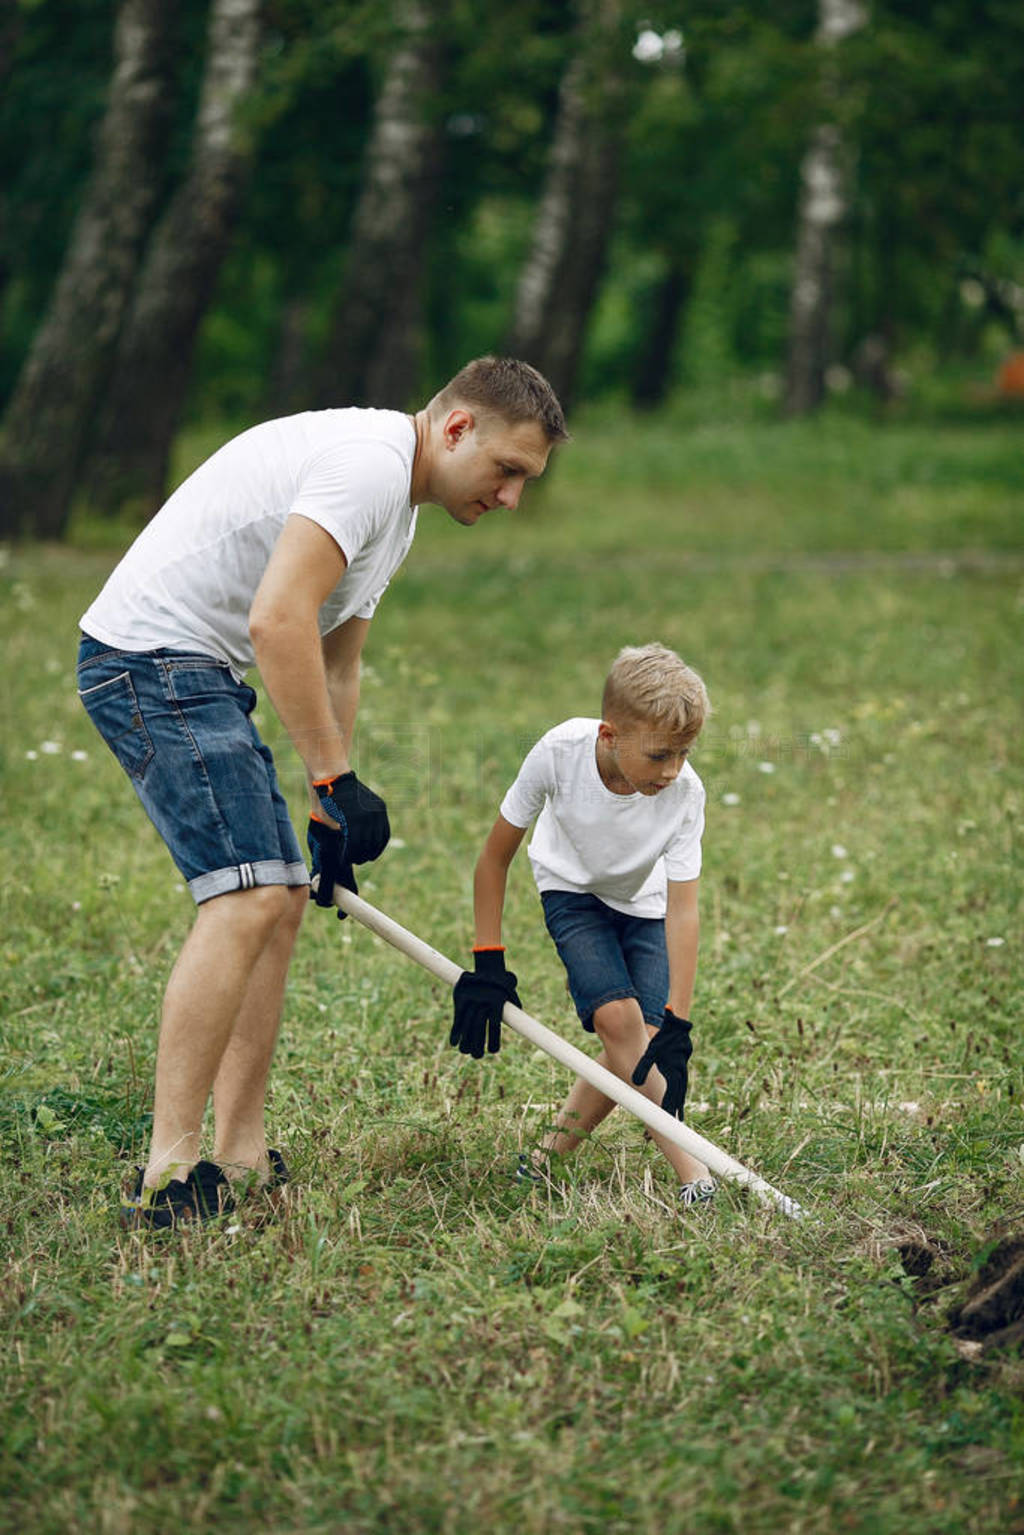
[189,859,310,905]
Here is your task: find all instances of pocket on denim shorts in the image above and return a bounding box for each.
[163,657,255,714]
[77,670,155,780]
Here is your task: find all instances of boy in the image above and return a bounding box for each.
[450,643,716,1207]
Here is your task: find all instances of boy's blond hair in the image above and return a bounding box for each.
[602,643,710,745]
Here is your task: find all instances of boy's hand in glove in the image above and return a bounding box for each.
[313,771,390,864]
[631,1009,694,1119]
[450,948,521,1059]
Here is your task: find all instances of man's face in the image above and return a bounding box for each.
[436,410,552,525]
[598,720,692,796]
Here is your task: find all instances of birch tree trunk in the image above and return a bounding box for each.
[505,0,626,410]
[83,0,262,519]
[0,0,177,538]
[318,0,445,409]
[784,0,867,417]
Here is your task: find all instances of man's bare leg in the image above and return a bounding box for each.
[212,885,307,1182]
[144,885,300,1188]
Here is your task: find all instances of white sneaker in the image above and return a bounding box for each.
[678,1178,717,1209]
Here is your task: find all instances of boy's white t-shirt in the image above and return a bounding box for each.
[499,717,705,918]
[81,409,418,678]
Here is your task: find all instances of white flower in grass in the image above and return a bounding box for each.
[831,844,848,860]
[774,925,789,936]
[721,792,741,806]
[823,728,842,745]
[71,901,82,912]
[986,936,1005,948]
[390,837,406,849]
[41,740,61,754]
[839,869,855,884]
[71,749,88,762]
[829,905,842,920]
[25,750,38,760]
[757,761,776,774]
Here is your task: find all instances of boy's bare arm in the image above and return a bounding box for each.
[473,815,527,947]
[666,878,700,1017]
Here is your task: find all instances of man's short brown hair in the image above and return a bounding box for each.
[429,356,569,443]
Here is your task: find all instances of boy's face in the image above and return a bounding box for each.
[597,718,693,796]
[435,409,552,524]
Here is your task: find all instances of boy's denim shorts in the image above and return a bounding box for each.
[77,634,308,905]
[540,890,668,1031]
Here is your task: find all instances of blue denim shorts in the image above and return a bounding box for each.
[77,634,308,904]
[540,890,668,1030]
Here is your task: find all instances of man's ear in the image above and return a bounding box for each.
[442,408,474,449]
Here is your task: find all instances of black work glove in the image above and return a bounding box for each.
[313,771,390,865]
[307,815,358,919]
[449,948,521,1059]
[631,1008,694,1119]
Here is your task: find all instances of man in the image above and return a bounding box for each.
[76,356,567,1228]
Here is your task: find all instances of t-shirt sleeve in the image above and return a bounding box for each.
[289,440,404,565]
[499,735,554,829]
[663,780,706,881]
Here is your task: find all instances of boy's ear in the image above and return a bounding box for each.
[597,720,616,745]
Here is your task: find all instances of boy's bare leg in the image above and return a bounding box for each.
[540,1060,618,1157]
[540,1025,662,1158]
[590,998,709,1185]
[144,885,302,1188]
[212,885,307,1183]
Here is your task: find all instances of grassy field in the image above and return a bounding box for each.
[1,397,1022,1532]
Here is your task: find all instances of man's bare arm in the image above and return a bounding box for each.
[249,515,350,783]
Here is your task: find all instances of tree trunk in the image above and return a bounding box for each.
[505,0,626,411]
[631,258,693,410]
[0,0,178,538]
[265,297,313,418]
[0,1,22,317]
[83,0,262,519]
[783,0,866,417]
[318,0,445,410]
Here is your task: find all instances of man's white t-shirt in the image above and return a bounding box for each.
[499,717,705,919]
[81,409,418,678]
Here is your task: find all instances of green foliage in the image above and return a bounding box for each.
[4,0,1022,428]
[2,405,1023,1528]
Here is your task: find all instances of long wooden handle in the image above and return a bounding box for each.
[327,883,806,1221]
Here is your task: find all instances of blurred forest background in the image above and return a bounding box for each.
[0,0,1022,540]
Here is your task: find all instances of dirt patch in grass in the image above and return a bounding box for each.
[948,1234,1024,1355]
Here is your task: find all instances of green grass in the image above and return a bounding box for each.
[2,398,1023,1532]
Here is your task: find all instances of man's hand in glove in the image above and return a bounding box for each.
[307,814,358,918]
[631,1009,694,1119]
[312,771,390,864]
[450,948,521,1059]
